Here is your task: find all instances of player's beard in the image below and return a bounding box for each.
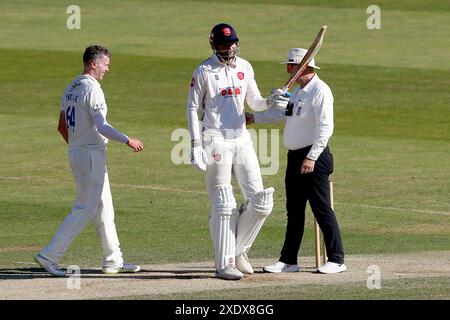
[215,44,240,65]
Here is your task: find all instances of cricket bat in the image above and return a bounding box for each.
[282,25,328,93]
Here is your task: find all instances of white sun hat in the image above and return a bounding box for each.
[280,47,320,69]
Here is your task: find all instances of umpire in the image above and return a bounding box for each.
[247,48,346,274]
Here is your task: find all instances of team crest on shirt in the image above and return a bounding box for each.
[237,72,244,80]
[213,153,221,162]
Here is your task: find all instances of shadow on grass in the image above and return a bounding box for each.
[0,267,214,280]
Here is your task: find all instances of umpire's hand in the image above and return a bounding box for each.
[301,158,315,174]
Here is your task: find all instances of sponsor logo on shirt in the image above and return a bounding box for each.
[92,103,104,111]
[69,81,81,92]
[220,86,241,97]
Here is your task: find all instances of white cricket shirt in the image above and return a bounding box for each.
[254,74,334,160]
[61,74,108,150]
[187,54,267,140]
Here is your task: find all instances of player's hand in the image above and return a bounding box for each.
[271,88,285,96]
[245,112,255,125]
[126,138,144,153]
[300,158,315,174]
[267,89,291,110]
[190,140,208,172]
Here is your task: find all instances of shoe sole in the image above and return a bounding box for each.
[214,273,243,280]
[102,269,120,274]
[263,267,299,273]
[102,267,141,274]
[317,266,347,274]
[34,255,66,277]
[263,268,281,273]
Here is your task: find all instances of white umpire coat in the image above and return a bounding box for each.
[254,74,334,161]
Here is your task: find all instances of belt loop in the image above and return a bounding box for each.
[225,129,233,139]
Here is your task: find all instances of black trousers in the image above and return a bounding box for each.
[279,146,345,265]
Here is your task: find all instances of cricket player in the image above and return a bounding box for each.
[187,23,281,280]
[35,45,144,277]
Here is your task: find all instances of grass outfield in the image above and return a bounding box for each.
[0,0,449,299]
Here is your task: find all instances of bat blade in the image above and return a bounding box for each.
[282,26,328,93]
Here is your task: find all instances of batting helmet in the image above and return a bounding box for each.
[209,23,240,64]
[209,23,239,45]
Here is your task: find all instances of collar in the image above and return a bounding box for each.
[300,74,318,92]
[82,73,101,87]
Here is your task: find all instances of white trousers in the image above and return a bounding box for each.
[204,131,264,201]
[204,131,265,270]
[40,149,123,267]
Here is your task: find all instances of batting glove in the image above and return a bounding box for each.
[267,89,291,110]
[190,140,208,172]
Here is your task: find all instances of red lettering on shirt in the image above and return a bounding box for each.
[219,87,242,97]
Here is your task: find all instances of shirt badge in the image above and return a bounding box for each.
[296,100,304,116]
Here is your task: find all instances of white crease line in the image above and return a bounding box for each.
[339,203,450,216]
[0,246,41,253]
[1,176,448,215]
[0,176,207,195]
[113,183,207,195]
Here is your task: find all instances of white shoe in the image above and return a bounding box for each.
[34,253,66,277]
[102,262,141,274]
[317,262,347,274]
[215,265,244,280]
[263,261,299,273]
[236,252,254,274]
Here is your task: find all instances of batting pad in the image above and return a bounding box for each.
[235,187,275,255]
[209,184,238,271]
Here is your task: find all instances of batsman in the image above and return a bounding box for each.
[187,23,281,280]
